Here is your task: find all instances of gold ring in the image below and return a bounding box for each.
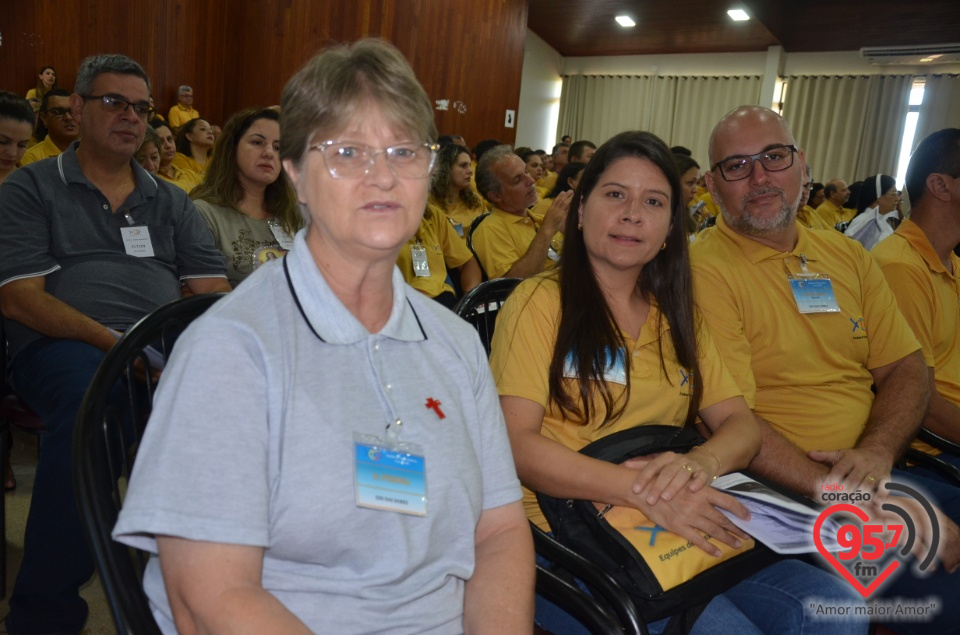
[681,464,694,472]
[866,475,877,484]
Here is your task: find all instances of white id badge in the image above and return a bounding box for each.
[562,347,627,385]
[411,244,431,277]
[268,219,295,251]
[354,433,427,516]
[547,246,560,261]
[120,226,155,258]
[788,274,841,313]
[450,219,464,238]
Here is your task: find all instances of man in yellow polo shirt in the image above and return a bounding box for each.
[872,128,960,462]
[690,107,960,623]
[471,145,571,279]
[814,178,855,228]
[167,85,200,132]
[690,107,960,619]
[20,89,79,165]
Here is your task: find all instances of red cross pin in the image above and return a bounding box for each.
[425,397,446,419]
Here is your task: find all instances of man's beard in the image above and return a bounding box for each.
[719,185,802,237]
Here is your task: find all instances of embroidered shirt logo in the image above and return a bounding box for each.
[850,316,866,333]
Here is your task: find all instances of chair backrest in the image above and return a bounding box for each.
[466,212,491,280]
[72,293,225,635]
[453,277,521,355]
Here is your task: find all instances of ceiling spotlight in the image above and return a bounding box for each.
[615,15,636,28]
[727,9,750,21]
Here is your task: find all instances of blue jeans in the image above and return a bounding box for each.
[875,467,960,635]
[6,339,122,635]
[535,557,867,634]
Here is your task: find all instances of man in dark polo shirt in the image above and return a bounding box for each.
[0,53,229,634]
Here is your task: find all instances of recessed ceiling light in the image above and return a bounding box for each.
[615,15,636,28]
[727,9,750,21]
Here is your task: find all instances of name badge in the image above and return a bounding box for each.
[354,436,427,516]
[563,347,628,385]
[411,244,431,277]
[268,219,295,251]
[120,226,154,258]
[788,275,841,313]
[450,219,464,238]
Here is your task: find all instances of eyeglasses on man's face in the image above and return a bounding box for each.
[43,107,73,119]
[712,145,799,182]
[309,141,440,179]
[81,95,152,120]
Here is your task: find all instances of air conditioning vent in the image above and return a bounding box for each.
[861,43,960,65]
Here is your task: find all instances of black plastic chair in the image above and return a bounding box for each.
[453,277,521,355]
[72,293,225,635]
[904,429,960,487]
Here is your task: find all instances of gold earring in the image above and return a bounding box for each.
[578,222,582,230]
[660,242,667,251]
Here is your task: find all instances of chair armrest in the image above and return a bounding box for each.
[531,522,645,635]
[903,449,960,487]
[917,428,960,457]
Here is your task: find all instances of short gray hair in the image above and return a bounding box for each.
[280,38,436,168]
[178,85,193,94]
[75,54,151,97]
[475,145,515,204]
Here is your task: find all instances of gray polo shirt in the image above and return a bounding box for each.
[115,231,522,634]
[0,142,226,359]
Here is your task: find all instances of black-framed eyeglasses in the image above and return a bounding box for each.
[81,95,152,120]
[309,141,441,179]
[711,145,798,182]
[43,107,73,119]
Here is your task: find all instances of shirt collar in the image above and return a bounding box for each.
[896,218,955,277]
[56,141,160,201]
[492,206,534,224]
[284,230,427,345]
[715,212,817,265]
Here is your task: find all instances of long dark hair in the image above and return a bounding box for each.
[547,131,703,427]
[191,107,301,235]
[548,161,587,198]
[430,143,482,208]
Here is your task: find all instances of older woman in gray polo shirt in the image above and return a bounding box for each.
[115,39,534,634]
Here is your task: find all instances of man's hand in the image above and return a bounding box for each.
[809,447,894,495]
[540,190,573,235]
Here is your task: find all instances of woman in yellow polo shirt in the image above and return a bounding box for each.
[428,143,486,238]
[172,117,215,176]
[149,120,202,192]
[25,66,57,111]
[490,131,866,635]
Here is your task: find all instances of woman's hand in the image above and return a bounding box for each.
[623,450,718,505]
[636,485,751,558]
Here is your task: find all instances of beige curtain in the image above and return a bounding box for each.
[914,74,960,148]
[782,75,912,182]
[557,75,658,145]
[557,74,761,165]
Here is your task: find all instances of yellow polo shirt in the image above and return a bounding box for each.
[872,219,960,454]
[528,196,552,225]
[20,136,63,165]
[815,200,857,228]
[538,170,558,194]
[690,214,920,453]
[471,206,558,279]
[797,205,830,230]
[397,205,473,298]
[158,165,201,193]
[490,273,742,529]
[171,152,209,177]
[168,104,200,130]
[427,193,486,241]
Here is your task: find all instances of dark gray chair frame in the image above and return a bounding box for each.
[72,293,225,635]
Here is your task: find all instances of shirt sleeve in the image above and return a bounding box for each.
[472,217,520,280]
[696,319,744,409]
[172,196,228,279]
[0,166,61,287]
[114,315,272,552]
[858,248,922,369]
[691,252,759,408]
[877,257,937,367]
[489,280,557,408]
